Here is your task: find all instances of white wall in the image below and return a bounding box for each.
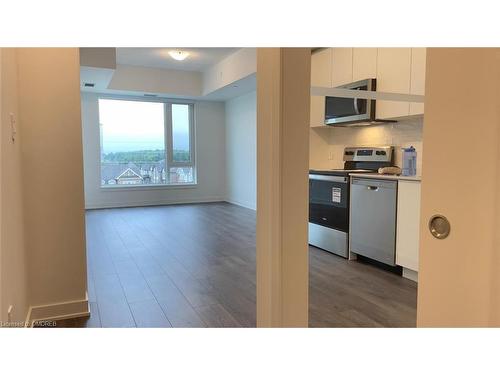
[203,48,256,95]
[225,91,256,210]
[108,64,202,97]
[81,92,226,209]
[0,48,29,323]
[17,48,88,310]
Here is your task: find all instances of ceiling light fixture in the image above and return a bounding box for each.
[168,50,189,61]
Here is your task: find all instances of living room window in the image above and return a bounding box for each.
[98,97,195,187]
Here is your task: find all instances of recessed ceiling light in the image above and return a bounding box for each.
[168,50,189,61]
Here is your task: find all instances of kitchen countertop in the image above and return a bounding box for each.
[349,173,422,182]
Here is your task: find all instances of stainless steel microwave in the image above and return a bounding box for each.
[324,78,377,126]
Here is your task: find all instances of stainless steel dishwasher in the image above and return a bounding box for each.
[350,178,397,266]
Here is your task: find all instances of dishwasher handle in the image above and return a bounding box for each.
[352,178,397,190]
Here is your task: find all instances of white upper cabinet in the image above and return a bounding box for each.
[376,48,412,119]
[311,48,332,87]
[331,48,353,87]
[352,48,377,82]
[409,48,426,116]
[310,48,332,127]
[310,47,426,126]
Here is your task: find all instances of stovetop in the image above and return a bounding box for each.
[309,169,377,177]
[309,146,394,177]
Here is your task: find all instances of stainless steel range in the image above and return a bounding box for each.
[308,146,393,257]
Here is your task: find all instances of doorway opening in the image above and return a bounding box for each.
[66,47,259,327]
[308,48,424,327]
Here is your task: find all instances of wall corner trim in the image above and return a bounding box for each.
[25,296,89,327]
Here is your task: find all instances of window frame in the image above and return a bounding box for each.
[97,94,196,189]
[165,102,196,168]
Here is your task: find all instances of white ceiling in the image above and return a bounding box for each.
[116,48,239,72]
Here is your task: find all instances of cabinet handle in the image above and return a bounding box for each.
[367,186,378,191]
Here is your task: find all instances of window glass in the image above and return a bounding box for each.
[99,99,166,186]
[98,98,195,187]
[171,104,191,163]
[169,167,194,184]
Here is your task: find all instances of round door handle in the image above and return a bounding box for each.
[428,214,451,239]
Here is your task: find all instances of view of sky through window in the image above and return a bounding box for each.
[99,99,164,154]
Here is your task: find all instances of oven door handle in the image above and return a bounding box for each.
[309,174,348,183]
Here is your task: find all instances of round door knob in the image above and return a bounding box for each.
[428,215,451,239]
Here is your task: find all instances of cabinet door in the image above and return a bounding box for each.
[396,180,421,271]
[310,48,332,127]
[352,48,377,81]
[376,48,411,119]
[409,48,426,116]
[310,96,326,128]
[331,48,353,87]
[311,48,332,87]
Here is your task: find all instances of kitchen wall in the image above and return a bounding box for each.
[310,127,332,170]
[311,116,424,175]
[225,91,256,209]
[81,93,226,208]
[0,48,29,324]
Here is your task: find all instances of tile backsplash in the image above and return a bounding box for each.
[328,116,424,175]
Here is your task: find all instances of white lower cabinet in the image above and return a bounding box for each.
[396,180,421,281]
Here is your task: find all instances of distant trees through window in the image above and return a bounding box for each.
[98,98,195,187]
[102,149,165,163]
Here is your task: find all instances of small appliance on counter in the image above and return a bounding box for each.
[377,166,402,175]
[401,146,417,176]
[308,146,394,258]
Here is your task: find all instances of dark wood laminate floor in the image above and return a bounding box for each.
[53,202,416,328]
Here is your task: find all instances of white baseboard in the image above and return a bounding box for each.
[224,198,256,211]
[402,268,418,282]
[85,196,225,210]
[26,297,89,327]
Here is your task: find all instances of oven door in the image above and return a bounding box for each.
[309,174,349,232]
[324,78,375,125]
